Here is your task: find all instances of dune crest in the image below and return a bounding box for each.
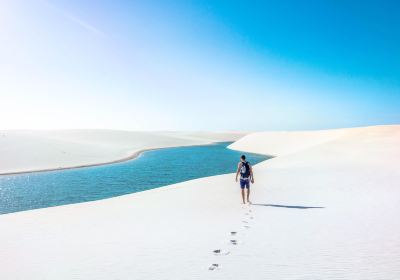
[1,125,399,279]
[0,130,246,175]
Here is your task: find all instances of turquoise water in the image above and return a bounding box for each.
[0,142,269,214]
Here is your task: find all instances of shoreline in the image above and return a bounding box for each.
[0,140,271,216]
[0,141,229,176]
[0,125,399,279]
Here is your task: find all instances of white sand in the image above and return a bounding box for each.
[0,125,399,279]
[0,130,245,174]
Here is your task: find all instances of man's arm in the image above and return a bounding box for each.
[250,165,255,183]
[235,163,241,182]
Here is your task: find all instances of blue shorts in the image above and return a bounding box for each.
[240,178,250,189]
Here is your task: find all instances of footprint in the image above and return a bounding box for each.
[242,220,249,224]
[213,249,230,255]
[244,225,250,229]
[230,239,238,245]
[230,231,237,236]
[245,213,250,215]
[250,217,254,219]
[208,264,219,271]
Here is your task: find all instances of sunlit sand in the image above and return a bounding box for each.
[0,125,399,279]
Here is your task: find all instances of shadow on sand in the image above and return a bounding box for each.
[252,204,325,209]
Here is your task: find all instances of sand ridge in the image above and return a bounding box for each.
[0,125,399,279]
[0,130,246,175]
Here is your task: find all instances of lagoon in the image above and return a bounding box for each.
[0,142,269,214]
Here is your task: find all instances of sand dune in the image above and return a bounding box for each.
[0,125,399,279]
[0,130,245,174]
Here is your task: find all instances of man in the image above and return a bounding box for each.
[235,155,254,204]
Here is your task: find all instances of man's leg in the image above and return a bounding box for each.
[246,187,251,204]
[241,188,246,204]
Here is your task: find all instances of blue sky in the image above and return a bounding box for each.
[0,0,399,130]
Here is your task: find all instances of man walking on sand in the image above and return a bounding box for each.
[235,155,254,204]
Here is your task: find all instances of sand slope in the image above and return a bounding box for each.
[0,125,399,279]
[0,130,245,174]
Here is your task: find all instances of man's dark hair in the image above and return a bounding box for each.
[241,155,246,160]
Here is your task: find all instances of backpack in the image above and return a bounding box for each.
[240,161,250,178]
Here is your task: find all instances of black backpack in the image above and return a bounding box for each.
[240,161,250,178]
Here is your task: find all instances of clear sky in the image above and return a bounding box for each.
[1,0,399,131]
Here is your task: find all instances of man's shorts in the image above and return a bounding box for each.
[240,178,250,189]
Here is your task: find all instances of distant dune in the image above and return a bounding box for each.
[0,125,399,279]
[0,130,246,175]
